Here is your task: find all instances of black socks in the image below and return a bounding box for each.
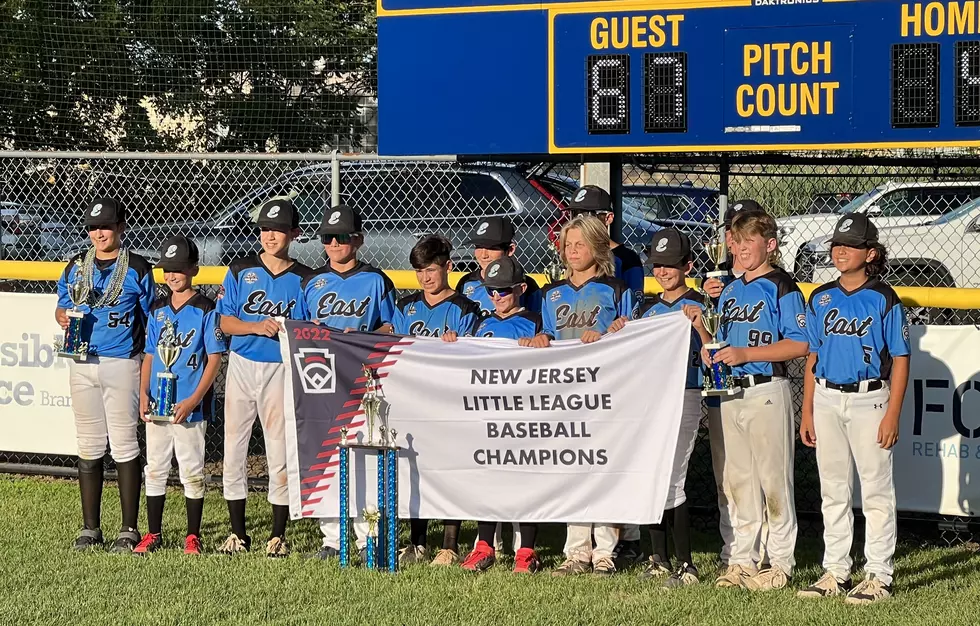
[228,499,248,538]
[115,458,142,531]
[77,457,105,531]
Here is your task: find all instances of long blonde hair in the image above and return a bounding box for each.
[559,214,615,278]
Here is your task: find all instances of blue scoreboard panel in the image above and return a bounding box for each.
[378,0,980,155]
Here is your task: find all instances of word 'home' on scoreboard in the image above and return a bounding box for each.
[377,0,980,156]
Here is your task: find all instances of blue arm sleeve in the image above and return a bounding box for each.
[884,303,911,357]
[806,300,821,352]
[57,264,73,309]
[380,289,397,325]
[217,269,238,318]
[542,298,557,338]
[139,271,156,317]
[777,291,808,343]
[203,310,228,354]
[456,308,478,336]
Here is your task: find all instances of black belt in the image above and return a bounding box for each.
[818,379,884,394]
[734,375,773,389]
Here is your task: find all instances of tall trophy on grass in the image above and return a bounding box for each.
[700,300,739,397]
[146,320,182,422]
[55,278,90,361]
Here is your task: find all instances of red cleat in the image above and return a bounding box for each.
[184,534,203,555]
[132,532,161,556]
[461,540,496,572]
[513,547,542,574]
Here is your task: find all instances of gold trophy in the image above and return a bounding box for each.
[544,244,564,285]
[705,226,730,281]
[55,279,90,361]
[701,300,738,397]
[147,320,183,421]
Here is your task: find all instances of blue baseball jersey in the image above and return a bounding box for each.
[541,276,637,340]
[718,269,807,378]
[297,262,396,331]
[475,310,542,339]
[457,269,543,315]
[145,293,227,423]
[806,278,910,384]
[640,289,707,389]
[613,246,645,305]
[57,252,155,358]
[393,292,481,337]
[217,254,314,363]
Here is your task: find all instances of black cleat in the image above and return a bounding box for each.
[74,528,104,552]
[109,527,141,554]
[612,540,645,570]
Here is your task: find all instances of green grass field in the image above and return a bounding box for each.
[2,476,979,626]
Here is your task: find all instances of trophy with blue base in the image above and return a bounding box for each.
[701,302,739,397]
[339,365,400,572]
[146,320,182,422]
[55,279,90,361]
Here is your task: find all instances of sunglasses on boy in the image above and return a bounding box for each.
[320,233,355,245]
[485,286,517,298]
[569,209,611,219]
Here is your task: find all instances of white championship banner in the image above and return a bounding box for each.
[894,325,980,517]
[281,314,691,524]
[0,293,77,455]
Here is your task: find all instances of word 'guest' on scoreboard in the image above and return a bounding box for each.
[377,0,980,155]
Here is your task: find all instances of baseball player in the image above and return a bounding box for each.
[689,208,808,591]
[798,213,909,605]
[55,198,155,553]
[524,214,635,577]
[456,217,542,314]
[134,236,226,556]
[217,199,315,558]
[635,229,708,588]
[453,256,543,574]
[393,233,481,566]
[296,204,396,560]
[566,185,644,305]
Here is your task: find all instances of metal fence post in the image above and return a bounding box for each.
[331,150,341,208]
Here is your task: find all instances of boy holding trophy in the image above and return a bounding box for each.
[55,198,155,553]
[689,209,808,591]
[134,236,226,555]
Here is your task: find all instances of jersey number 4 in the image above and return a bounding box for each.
[107,312,132,328]
[187,354,200,370]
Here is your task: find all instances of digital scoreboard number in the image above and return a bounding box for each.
[377,0,980,155]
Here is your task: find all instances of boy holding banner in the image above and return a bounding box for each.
[798,214,909,604]
[394,233,481,566]
[690,209,808,591]
[525,214,635,577]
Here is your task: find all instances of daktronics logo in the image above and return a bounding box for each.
[294,347,337,394]
[1,334,69,407]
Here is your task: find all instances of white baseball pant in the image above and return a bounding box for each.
[709,400,769,565]
[319,518,371,550]
[564,524,619,563]
[69,357,141,462]
[814,382,896,585]
[223,352,289,505]
[145,420,207,499]
[721,378,797,575]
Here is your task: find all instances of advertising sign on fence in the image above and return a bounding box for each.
[0,293,77,456]
[280,315,690,524]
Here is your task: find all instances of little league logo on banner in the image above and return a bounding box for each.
[280,315,692,524]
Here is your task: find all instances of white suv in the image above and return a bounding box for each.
[778,181,980,280]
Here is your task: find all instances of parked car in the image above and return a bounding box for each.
[61,162,562,275]
[806,192,859,214]
[0,201,83,261]
[779,180,980,280]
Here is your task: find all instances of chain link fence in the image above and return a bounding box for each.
[2,150,978,544]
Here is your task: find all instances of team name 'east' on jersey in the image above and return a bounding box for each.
[296,261,396,331]
[806,278,910,384]
[718,269,807,378]
[217,254,315,363]
[475,310,543,339]
[541,276,637,340]
[640,289,707,389]
[146,292,227,423]
[57,252,156,358]
[393,292,481,337]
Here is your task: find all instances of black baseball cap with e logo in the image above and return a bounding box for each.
[256,199,300,232]
[648,228,692,266]
[483,256,526,289]
[317,204,363,236]
[155,235,200,272]
[466,217,515,247]
[568,185,612,214]
[84,198,125,227]
[830,212,878,247]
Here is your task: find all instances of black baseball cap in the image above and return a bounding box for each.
[466,217,515,247]
[830,212,879,247]
[83,198,125,227]
[648,228,692,266]
[483,256,526,289]
[724,199,764,228]
[155,235,199,272]
[317,204,363,236]
[256,199,299,232]
[568,185,612,214]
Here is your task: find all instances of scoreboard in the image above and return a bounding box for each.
[377,0,980,156]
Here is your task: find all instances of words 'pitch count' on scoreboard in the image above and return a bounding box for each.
[377,0,980,156]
